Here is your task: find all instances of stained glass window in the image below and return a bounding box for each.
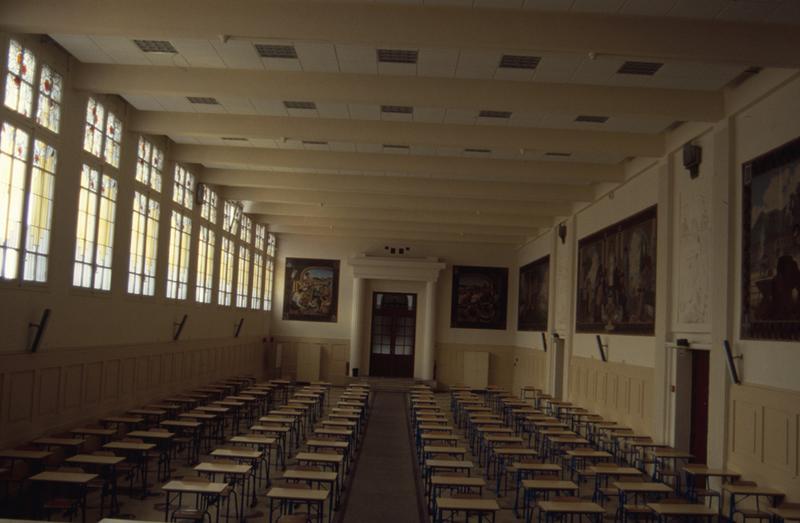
[201,186,218,223]
[218,236,235,306]
[83,98,105,157]
[0,123,28,279]
[4,40,36,118]
[103,112,122,168]
[222,200,240,235]
[135,137,163,193]
[236,245,251,308]
[251,252,264,310]
[196,225,215,304]
[166,211,192,300]
[173,164,195,210]
[36,64,62,133]
[73,165,117,290]
[23,140,57,282]
[127,191,159,295]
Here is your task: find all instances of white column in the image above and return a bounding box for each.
[349,277,365,377]
[420,279,437,381]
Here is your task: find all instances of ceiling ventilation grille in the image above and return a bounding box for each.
[377,49,418,64]
[302,140,328,145]
[479,110,512,119]
[221,137,248,141]
[617,61,663,76]
[187,96,219,105]
[499,54,541,69]
[255,44,298,59]
[545,152,572,157]
[464,148,491,154]
[575,115,609,123]
[134,39,177,53]
[283,100,317,110]
[382,144,410,150]
[381,105,414,114]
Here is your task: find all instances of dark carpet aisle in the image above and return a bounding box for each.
[339,391,423,523]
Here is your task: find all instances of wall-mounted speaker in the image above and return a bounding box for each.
[683,143,702,179]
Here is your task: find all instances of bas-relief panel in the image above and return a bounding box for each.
[675,190,711,328]
[555,242,573,332]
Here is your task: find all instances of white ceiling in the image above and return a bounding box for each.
[12,0,789,243]
[52,34,746,92]
[121,94,673,135]
[338,0,800,24]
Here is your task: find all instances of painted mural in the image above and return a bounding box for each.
[450,265,508,330]
[518,255,550,331]
[742,136,800,341]
[282,258,340,322]
[576,206,657,335]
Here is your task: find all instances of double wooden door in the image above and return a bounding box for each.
[368,292,416,378]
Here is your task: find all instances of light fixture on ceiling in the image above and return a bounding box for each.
[134,39,178,53]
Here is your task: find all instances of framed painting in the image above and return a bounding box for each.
[575,206,657,334]
[518,255,549,331]
[741,136,800,341]
[282,258,340,322]
[450,265,508,330]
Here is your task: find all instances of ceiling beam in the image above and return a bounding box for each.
[4,0,799,68]
[243,202,555,229]
[202,169,595,203]
[256,214,539,238]
[175,144,623,184]
[267,224,525,245]
[222,186,572,217]
[74,64,722,123]
[131,111,664,158]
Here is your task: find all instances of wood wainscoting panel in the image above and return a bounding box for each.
[103,359,119,401]
[62,364,83,410]
[8,370,35,423]
[728,383,800,501]
[83,362,102,405]
[0,337,267,448]
[568,356,653,436]
[120,358,135,395]
[38,367,61,416]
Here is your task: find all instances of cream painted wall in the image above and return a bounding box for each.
[270,234,521,383]
[572,166,660,369]
[0,34,271,440]
[732,73,800,392]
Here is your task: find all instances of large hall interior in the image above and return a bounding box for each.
[0,1,799,522]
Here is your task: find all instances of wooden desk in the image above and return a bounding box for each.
[30,471,98,523]
[161,480,228,523]
[614,481,673,521]
[66,454,125,515]
[102,441,155,496]
[266,487,329,523]
[33,437,85,451]
[682,465,740,503]
[510,462,563,515]
[194,461,253,515]
[282,469,339,513]
[648,502,717,521]
[768,506,800,522]
[69,428,117,441]
[724,484,785,522]
[522,480,579,523]
[435,497,500,523]
[537,500,605,523]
